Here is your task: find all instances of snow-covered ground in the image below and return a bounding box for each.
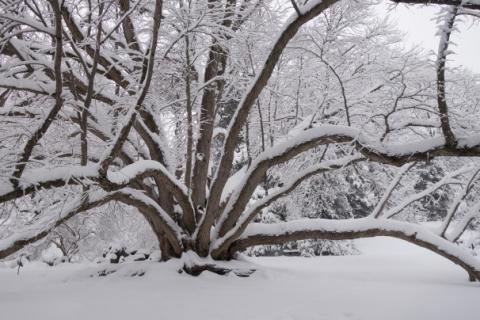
[1,237,479,320]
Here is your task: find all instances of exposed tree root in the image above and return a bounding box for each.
[181,263,255,277]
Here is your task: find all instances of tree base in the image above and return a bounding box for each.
[178,251,255,276]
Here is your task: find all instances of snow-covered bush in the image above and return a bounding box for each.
[98,245,159,264]
[41,244,65,266]
[247,240,357,257]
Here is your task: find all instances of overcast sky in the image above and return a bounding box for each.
[376,3,480,73]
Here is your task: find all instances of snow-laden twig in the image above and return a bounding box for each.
[448,202,480,242]
[439,167,480,237]
[383,165,476,219]
[370,162,416,219]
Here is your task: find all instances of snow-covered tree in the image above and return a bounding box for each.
[1,0,480,280]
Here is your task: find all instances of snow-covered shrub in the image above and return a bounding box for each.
[248,197,358,257]
[76,203,158,261]
[98,245,159,264]
[41,243,65,266]
[246,240,357,257]
[297,240,359,257]
[412,164,452,221]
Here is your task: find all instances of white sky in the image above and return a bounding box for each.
[376,2,480,73]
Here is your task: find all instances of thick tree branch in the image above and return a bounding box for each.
[108,160,195,223]
[436,6,458,147]
[216,129,353,239]
[200,0,341,253]
[211,156,364,258]
[190,0,239,211]
[118,0,142,53]
[217,124,480,238]
[232,218,480,281]
[390,0,480,10]
[0,189,184,260]
[0,160,190,218]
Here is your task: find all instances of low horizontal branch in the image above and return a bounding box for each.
[0,188,184,260]
[232,218,480,281]
[390,0,480,10]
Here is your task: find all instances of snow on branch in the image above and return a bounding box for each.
[0,188,185,260]
[0,159,192,218]
[235,218,480,281]
[98,0,164,174]
[0,76,55,95]
[204,0,341,235]
[383,165,476,219]
[435,5,459,147]
[370,162,417,219]
[108,160,195,219]
[108,160,186,193]
[213,117,480,240]
[438,167,480,237]
[0,191,110,260]
[0,13,55,35]
[8,0,64,187]
[0,165,99,204]
[211,155,364,256]
[216,125,357,237]
[213,122,480,243]
[389,118,440,131]
[448,202,480,242]
[390,0,480,10]
[116,188,185,242]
